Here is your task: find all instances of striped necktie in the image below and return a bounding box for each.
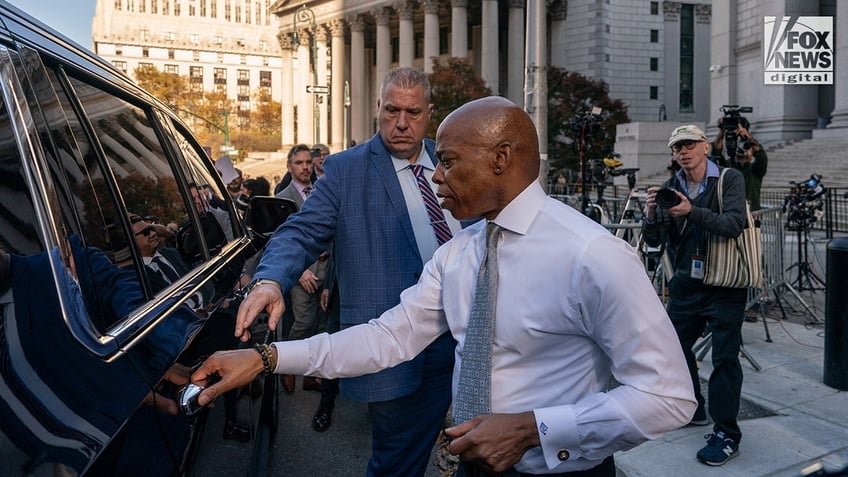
[453,222,502,424]
[411,164,452,245]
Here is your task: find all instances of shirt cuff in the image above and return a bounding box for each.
[272,340,311,374]
[533,406,580,470]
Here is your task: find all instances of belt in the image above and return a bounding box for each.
[458,455,615,477]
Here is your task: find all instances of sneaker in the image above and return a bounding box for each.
[696,431,739,466]
[689,407,709,426]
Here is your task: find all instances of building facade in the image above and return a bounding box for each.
[269,0,713,153]
[710,0,846,142]
[92,0,284,131]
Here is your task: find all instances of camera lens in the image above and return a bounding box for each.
[655,188,681,209]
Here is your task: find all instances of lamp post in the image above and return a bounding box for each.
[343,80,350,150]
[292,4,319,143]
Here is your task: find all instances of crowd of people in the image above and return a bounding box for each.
[171,66,774,476]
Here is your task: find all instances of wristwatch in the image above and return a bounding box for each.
[248,279,280,294]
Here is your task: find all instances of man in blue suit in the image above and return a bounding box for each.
[235,67,461,476]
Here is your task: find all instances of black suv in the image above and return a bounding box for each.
[0,2,284,475]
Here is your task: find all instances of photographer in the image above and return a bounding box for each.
[643,124,748,467]
[710,116,768,211]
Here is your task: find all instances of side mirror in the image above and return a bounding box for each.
[246,196,298,236]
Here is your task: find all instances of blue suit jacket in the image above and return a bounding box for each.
[255,133,454,402]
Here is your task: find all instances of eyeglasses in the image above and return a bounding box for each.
[134,225,156,237]
[670,140,703,154]
[143,215,160,224]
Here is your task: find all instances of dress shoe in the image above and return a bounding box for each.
[280,374,295,393]
[302,376,322,392]
[312,405,334,432]
[223,420,251,443]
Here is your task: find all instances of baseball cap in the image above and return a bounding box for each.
[667,124,707,148]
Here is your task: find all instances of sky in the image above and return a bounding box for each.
[6,0,97,48]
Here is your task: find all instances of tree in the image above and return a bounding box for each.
[547,67,630,176]
[427,57,492,138]
[133,65,191,109]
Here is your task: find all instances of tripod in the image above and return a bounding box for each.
[786,226,825,292]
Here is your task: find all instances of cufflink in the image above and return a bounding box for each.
[557,449,570,461]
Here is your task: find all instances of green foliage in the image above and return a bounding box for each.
[427,57,492,138]
[547,66,629,176]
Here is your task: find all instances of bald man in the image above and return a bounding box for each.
[191,97,695,476]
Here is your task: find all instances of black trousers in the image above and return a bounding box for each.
[456,455,615,477]
[667,279,747,442]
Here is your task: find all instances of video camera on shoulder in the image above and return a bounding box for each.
[719,105,753,165]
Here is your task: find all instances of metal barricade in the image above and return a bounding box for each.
[750,207,785,309]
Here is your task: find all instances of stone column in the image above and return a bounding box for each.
[330,19,346,151]
[396,1,414,67]
[316,26,329,145]
[480,0,499,94]
[549,0,568,69]
[451,0,468,59]
[277,32,295,148]
[422,0,440,72]
[349,15,367,144]
[823,1,848,130]
[374,7,393,102]
[507,1,525,104]
[296,29,312,144]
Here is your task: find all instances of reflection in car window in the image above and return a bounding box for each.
[0,101,42,257]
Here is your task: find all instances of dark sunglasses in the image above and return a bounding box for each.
[134,225,156,237]
[670,139,702,154]
[143,215,161,224]
[129,215,143,224]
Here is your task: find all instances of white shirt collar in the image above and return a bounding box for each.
[491,181,545,236]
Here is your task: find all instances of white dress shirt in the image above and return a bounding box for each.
[273,181,696,473]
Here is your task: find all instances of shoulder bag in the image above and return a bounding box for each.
[703,168,764,289]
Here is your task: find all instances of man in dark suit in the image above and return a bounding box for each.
[234,67,461,476]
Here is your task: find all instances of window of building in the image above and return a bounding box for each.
[237,69,249,81]
[115,0,122,10]
[214,35,223,45]
[116,46,123,55]
[605,53,610,62]
[165,64,178,74]
[190,34,200,44]
[391,37,399,63]
[650,86,658,100]
[262,57,268,66]
[265,0,270,25]
[245,3,251,24]
[259,40,267,51]
[238,85,250,98]
[214,67,227,82]
[217,52,224,63]
[439,27,449,55]
[139,0,145,13]
[142,47,149,58]
[415,32,424,59]
[166,31,175,42]
[174,1,180,15]
[605,24,610,33]
[193,50,200,61]
[679,4,694,111]
[211,0,216,18]
[240,55,246,65]
[163,0,169,15]
[189,0,196,16]
[650,57,658,71]
[225,0,231,20]
[168,48,175,59]
[138,62,154,69]
[236,3,241,23]
[140,29,150,41]
[651,2,659,15]
[255,1,261,24]
[201,0,207,16]
[190,66,203,80]
[260,70,271,86]
[112,60,127,73]
[650,29,659,43]
[151,0,158,14]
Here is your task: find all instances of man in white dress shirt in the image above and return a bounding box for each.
[191,96,695,476]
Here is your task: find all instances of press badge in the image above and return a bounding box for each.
[691,255,705,280]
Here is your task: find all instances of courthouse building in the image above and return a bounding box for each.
[91,0,284,130]
[91,1,713,153]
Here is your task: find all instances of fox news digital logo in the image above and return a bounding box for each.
[764,16,833,85]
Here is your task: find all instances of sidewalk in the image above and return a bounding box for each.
[615,294,848,477]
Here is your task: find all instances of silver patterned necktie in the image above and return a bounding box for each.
[453,221,502,424]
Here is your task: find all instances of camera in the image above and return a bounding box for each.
[655,188,682,209]
[735,137,754,157]
[719,105,753,163]
[783,174,826,231]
